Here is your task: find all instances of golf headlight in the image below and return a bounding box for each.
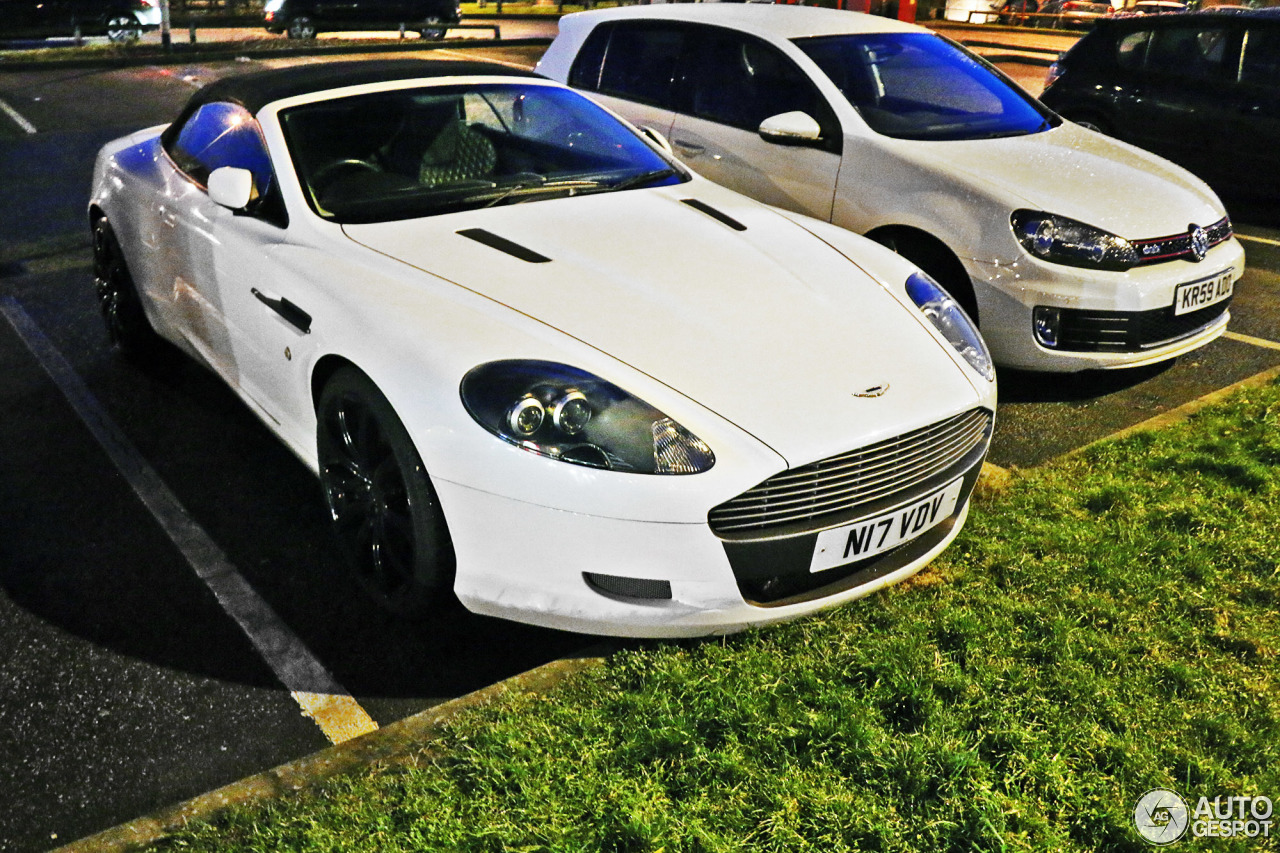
[1012,210,1138,271]
[461,360,715,474]
[906,273,995,381]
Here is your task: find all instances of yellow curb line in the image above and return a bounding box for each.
[53,654,606,853]
[1063,362,1280,461]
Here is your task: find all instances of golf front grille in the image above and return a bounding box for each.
[709,408,992,537]
[1054,300,1229,352]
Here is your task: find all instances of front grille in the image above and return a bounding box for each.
[1132,217,1232,266]
[1054,299,1229,352]
[709,408,991,537]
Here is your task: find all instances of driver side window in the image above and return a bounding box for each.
[166,102,275,200]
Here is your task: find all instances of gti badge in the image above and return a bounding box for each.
[1189,224,1209,262]
[855,383,890,398]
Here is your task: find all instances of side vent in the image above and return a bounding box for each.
[681,199,747,231]
[457,228,552,263]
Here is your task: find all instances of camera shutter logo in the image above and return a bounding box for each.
[1135,789,1190,845]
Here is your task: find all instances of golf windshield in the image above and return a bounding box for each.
[794,32,1057,141]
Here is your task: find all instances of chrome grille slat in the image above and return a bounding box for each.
[709,409,991,534]
[719,423,985,519]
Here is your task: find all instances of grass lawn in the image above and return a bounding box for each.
[157,382,1280,851]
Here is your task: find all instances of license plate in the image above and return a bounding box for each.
[810,477,964,573]
[1173,269,1234,316]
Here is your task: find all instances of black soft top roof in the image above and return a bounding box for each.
[185,58,544,116]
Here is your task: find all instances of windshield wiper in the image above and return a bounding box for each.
[467,178,607,208]
[608,168,679,192]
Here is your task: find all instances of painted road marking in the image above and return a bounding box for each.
[0,296,378,745]
[0,97,37,135]
[1224,330,1280,352]
[1237,233,1280,249]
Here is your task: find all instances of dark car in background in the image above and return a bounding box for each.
[0,0,159,42]
[263,0,460,39]
[1040,10,1280,200]
[1038,0,1113,29]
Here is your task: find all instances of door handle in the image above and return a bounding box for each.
[252,288,312,334]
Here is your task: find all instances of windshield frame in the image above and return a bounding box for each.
[793,32,1060,142]
[278,82,688,224]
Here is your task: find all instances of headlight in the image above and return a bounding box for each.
[1012,210,1138,271]
[264,0,284,12]
[906,273,995,382]
[461,360,715,474]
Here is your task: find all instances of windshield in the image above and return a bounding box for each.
[280,83,685,223]
[794,33,1056,141]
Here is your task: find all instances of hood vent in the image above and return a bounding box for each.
[681,199,747,232]
[457,228,551,264]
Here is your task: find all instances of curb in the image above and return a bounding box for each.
[52,652,608,853]
[0,35,553,73]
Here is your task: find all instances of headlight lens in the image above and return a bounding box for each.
[906,273,995,382]
[461,360,715,474]
[1012,210,1138,271]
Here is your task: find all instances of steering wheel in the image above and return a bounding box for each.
[312,158,381,194]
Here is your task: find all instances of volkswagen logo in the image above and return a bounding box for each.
[1189,224,1209,262]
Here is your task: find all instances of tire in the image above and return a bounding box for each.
[286,15,317,39]
[873,230,981,325]
[92,217,159,358]
[105,13,142,43]
[317,368,455,617]
[418,16,447,40]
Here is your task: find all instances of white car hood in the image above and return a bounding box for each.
[343,189,983,466]
[907,123,1225,238]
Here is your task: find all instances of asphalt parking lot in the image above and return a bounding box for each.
[1,28,1279,853]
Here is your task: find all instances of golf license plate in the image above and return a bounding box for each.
[810,477,964,573]
[1173,269,1234,316]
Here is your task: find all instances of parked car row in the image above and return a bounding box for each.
[0,0,160,42]
[86,4,1260,636]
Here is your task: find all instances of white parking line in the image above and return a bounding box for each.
[1237,233,1280,248]
[0,296,378,746]
[1224,330,1280,352]
[433,48,534,70]
[0,97,37,135]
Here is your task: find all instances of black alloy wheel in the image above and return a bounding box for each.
[92,217,159,357]
[105,13,142,42]
[317,368,455,617]
[419,16,447,40]
[287,14,317,39]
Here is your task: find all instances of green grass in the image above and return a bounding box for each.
[158,383,1280,852]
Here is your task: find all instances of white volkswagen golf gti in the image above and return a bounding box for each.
[538,5,1246,372]
[89,60,995,637]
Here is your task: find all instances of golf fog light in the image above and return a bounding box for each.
[1033,306,1061,348]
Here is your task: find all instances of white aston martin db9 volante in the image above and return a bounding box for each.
[88,60,996,637]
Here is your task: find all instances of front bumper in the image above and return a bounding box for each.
[967,238,1245,372]
[440,435,989,638]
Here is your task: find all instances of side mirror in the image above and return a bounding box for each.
[207,166,256,211]
[758,111,824,146]
[639,124,674,154]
